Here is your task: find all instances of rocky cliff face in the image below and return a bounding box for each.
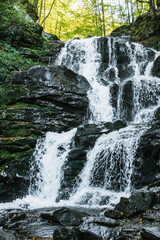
[0,65,89,202]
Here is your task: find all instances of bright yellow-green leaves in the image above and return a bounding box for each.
[35,0,151,41]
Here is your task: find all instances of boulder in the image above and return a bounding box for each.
[79,222,123,240]
[53,227,80,240]
[51,207,88,226]
[115,191,154,217]
[104,210,123,219]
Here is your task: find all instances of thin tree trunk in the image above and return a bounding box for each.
[41,0,56,25]
[38,0,43,24]
[55,17,59,34]
[149,0,156,14]
[43,0,46,30]
[126,0,130,24]
[157,0,160,7]
[130,0,134,23]
[101,0,106,36]
[97,1,103,36]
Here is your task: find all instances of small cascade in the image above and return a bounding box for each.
[68,125,146,207]
[56,37,114,123]
[28,129,77,206]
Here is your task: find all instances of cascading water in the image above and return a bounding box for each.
[1,36,160,210]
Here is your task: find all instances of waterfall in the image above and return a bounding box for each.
[1,36,159,210]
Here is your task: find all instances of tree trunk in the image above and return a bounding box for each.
[97,1,103,36]
[149,0,156,14]
[125,0,131,24]
[38,0,43,24]
[101,0,106,36]
[157,0,160,7]
[130,0,134,23]
[43,0,45,29]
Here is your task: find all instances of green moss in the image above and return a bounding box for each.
[0,148,34,163]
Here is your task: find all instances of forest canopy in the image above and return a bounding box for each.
[27,0,160,40]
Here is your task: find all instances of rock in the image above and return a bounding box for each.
[135,125,160,188]
[141,227,160,240]
[53,227,101,240]
[104,210,123,219]
[0,230,16,240]
[81,216,119,227]
[110,83,119,110]
[111,13,160,51]
[57,148,87,200]
[0,65,90,202]
[120,80,134,122]
[79,222,123,240]
[52,207,88,226]
[152,56,160,78]
[73,123,108,150]
[43,32,60,41]
[9,212,26,222]
[53,227,80,240]
[115,191,153,217]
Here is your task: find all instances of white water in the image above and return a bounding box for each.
[1,37,160,210]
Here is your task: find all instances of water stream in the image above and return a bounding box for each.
[1,36,160,210]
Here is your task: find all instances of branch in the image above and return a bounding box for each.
[41,0,56,25]
[135,0,149,3]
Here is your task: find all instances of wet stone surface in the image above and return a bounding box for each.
[0,200,159,240]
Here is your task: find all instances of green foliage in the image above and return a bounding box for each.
[0,42,38,81]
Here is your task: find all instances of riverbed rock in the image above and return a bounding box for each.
[0,230,16,240]
[51,207,88,226]
[115,191,153,217]
[79,222,123,240]
[141,226,160,240]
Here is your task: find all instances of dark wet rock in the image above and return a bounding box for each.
[42,41,65,65]
[0,230,16,240]
[135,125,160,188]
[73,123,107,149]
[152,56,160,78]
[9,212,26,222]
[120,80,134,122]
[53,227,80,240]
[81,216,119,227]
[51,207,88,226]
[79,222,123,240]
[57,148,87,200]
[104,210,123,219]
[110,83,119,110]
[41,212,60,223]
[148,179,160,189]
[141,226,160,240]
[115,191,154,217]
[0,65,89,202]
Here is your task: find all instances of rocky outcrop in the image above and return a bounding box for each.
[134,121,160,188]
[111,12,160,51]
[0,65,89,202]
